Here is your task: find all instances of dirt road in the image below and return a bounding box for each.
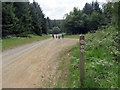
[2,38,78,88]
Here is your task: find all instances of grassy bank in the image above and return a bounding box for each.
[1,35,51,50]
[0,39,2,50]
[56,27,119,88]
[65,34,80,39]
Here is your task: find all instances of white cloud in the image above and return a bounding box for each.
[29,0,107,19]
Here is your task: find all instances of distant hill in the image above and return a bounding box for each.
[49,19,63,29]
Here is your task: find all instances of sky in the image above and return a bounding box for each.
[29,0,108,19]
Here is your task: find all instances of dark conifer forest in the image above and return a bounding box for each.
[2,2,47,38]
[61,1,119,34]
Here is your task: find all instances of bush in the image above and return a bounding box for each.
[49,26,61,34]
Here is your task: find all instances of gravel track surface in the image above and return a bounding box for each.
[2,38,78,88]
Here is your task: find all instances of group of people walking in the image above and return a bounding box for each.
[52,34,64,39]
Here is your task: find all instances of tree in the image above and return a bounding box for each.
[92,1,102,13]
[52,26,61,34]
[62,2,104,34]
[81,13,91,32]
[62,7,89,34]
[46,17,50,29]
[30,1,48,35]
[102,2,113,26]
[112,1,120,28]
[89,11,102,30]
[30,2,43,36]
[41,14,47,34]
[0,1,1,38]
[13,2,33,37]
[83,3,93,15]
[2,1,48,38]
[2,2,18,37]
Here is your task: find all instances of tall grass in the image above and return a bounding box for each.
[2,35,50,50]
[65,34,80,39]
[0,39,2,50]
[58,27,119,88]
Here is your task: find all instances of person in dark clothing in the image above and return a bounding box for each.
[58,34,60,39]
[52,34,54,39]
[56,34,57,39]
[62,34,64,39]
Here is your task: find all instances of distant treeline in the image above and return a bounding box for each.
[2,2,48,38]
[47,19,63,34]
[47,19,62,29]
[1,1,119,38]
[61,1,119,34]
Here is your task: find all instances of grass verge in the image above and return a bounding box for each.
[65,34,80,39]
[0,39,2,50]
[55,48,72,88]
[1,35,51,50]
[56,27,119,88]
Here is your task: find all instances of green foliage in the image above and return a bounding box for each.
[52,26,61,34]
[13,2,33,37]
[83,3,93,15]
[92,1,102,13]
[2,2,48,38]
[49,19,62,29]
[61,1,118,35]
[112,1,120,28]
[62,1,103,34]
[49,26,61,34]
[30,2,42,36]
[47,19,63,34]
[65,34,80,39]
[65,27,119,88]
[90,11,103,30]
[62,7,85,34]
[102,2,113,25]
[2,35,50,50]
[2,2,18,37]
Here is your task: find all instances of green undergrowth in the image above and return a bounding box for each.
[2,35,50,50]
[58,27,119,88]
[0,39,2,50]
[65,34,80,39]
